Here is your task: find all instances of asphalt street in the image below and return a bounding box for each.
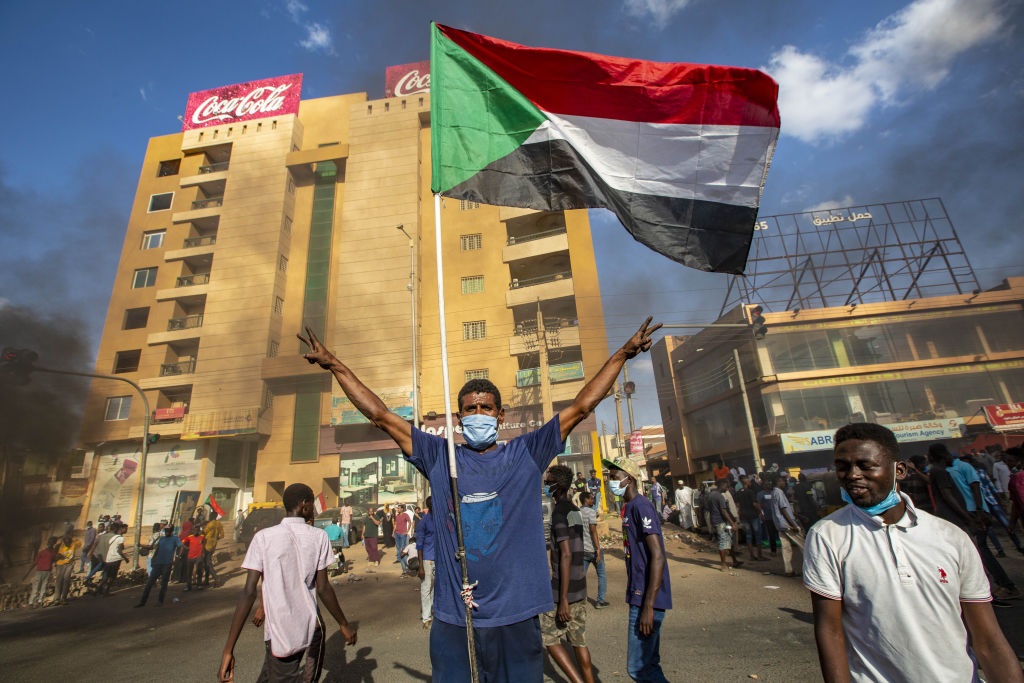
[1,518,1022,682]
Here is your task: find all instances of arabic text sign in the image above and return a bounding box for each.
[781,418,964,454]
[984,403,1024,432]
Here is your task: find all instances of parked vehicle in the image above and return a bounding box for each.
[239,503,285,550]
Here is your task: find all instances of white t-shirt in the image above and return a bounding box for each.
[243,518,332,657]
[803,495,990,683]
[105,535,125,563]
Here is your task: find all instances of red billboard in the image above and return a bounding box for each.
[183,73,303,131]
[385,61,430,98]
[984,403,1024,432]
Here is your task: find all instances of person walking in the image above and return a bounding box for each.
[136,526,182,607]
[52,531,82,605]
[24,537,57,607]
[417,496,436,629]
[770,476,804,577]
[604,456,671,683]
[218,484,357,683]
[182,525,206,591]
[394,503,412,573]
[579,492,608,609]
[79,521,96,573]
[339,501,353,549]
[203,512,225,586]
[363,506,382,568]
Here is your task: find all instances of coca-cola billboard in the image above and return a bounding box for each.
[182,74,303,131]
[385,61,430,98]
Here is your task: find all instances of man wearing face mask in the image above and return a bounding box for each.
[298,317,661,682]
[804,423,1022,683]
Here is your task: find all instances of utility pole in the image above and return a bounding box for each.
[397,225,424,503]
[732,348,764,473]
[623,363,636,434]
[536,301,553,422]
[613,382,626,458]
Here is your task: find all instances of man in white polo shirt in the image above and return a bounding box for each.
[804,423,1022,683]
[219,484,358,682]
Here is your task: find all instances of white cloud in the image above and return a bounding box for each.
[285,0,307,23]
[803,196,857,213]
[622,0,695,28]
[767,0,1007,144]
[299,23,333,52]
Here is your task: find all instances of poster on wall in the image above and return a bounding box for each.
[170,491,202,533]
[141,445,202,528]
[87,451,141,524]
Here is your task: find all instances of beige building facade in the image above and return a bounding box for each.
[76,76,608,529]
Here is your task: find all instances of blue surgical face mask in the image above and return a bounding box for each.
[460,414,498,450]
[841,469,901,516]
[543,484,554,498]
[609,479,627,497]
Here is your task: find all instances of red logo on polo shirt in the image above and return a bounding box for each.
[938,567,949,584]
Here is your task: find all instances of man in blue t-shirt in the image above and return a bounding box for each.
[136,526,183,606]
[605,456,672,683]
[298,317,661,682]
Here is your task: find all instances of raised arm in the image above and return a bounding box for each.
[557,317,661,442]
[298,326,413,455]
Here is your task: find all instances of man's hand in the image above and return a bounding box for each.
[557,597,571,625]
[218,652,235,682]
[251,604,265,627]
[298,326,338,370]
[417,563,425,581]
[638,604,655,636]
[340,622,358,646]
[622,316,663,359]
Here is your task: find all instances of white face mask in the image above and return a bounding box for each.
[609,479,628,497]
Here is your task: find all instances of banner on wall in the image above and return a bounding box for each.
[87,451,141,524]
[781,417,965,454]
[141,445,201,528]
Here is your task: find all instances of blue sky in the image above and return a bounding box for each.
[1,0,1021,433]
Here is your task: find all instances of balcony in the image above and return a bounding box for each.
[183,234,216,248]
[168,314,203,331]
[165,233,217,262]
[199,161,229,174]
[191,196,223,210]
[509,323,580,355]
[506,271,574,307]
[516,361,585,387]
[160,359,196,376]
[175,273,210,287]
[503,227,568,263]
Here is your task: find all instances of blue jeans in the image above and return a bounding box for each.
[340,523,350,548]
[394,533,409,571]
[583,551,607,602]
[431,616,543,682]
[627,604,668,682]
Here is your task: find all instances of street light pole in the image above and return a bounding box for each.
[732,348,764,474]
[33,365,152,569]
[396,225,419,427]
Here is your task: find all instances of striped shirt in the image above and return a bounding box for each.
[549,499,586,605]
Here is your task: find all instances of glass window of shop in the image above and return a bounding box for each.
[339,451,417,507]
[685,396,766,456]
[763,309,1024,374]
[766,367,1024,433]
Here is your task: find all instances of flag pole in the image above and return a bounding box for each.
[433,192,480,682]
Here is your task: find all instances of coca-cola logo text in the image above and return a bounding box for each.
[182,74,303,131]
[191,84,293,125]
[393,69,431,97]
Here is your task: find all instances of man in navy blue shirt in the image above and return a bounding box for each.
[299,317,661,682]
[605,456,671,683]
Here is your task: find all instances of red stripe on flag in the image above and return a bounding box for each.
[206,494,225,518]
[314,493,326,515]
[437,24,779,128]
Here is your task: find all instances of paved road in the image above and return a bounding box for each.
[2,519,1022,682]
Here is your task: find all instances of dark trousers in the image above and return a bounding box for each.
[186,556,203,589]
[202,548,218,584]
[257,614,325,683]
[762,517,780,553]
[974,529,1015,589]
[139,562,172,605]
[430,616,543,683]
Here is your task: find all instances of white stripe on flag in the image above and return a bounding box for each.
[315,493,326,515]
[525,114,778,207]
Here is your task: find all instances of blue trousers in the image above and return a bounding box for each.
[430,616,542,682]
[583,551,607,602]
[627,604,669,682]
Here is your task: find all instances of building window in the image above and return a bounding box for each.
[132,267,158,289]
[123,307,149,330]
[465,368,489,381]
[157,159,180,177]
[463,320,487,341]
[460,234,482,251]
[148,192,173,212]
[268,340,280,358]
[141,230,165,250]
[214,441,244,478]
[460,200,480,211]
[273,296,284,314]
[104,396,132,421]
[113,350,141,374]
[278,255,288,273]
[461,275,484,294]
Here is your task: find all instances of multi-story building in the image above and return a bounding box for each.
[75,71,608,530]
[654,278,1024,480]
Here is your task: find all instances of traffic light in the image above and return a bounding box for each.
[1,347,38,385]
[749,306,768,340]
[147,433,161,445]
